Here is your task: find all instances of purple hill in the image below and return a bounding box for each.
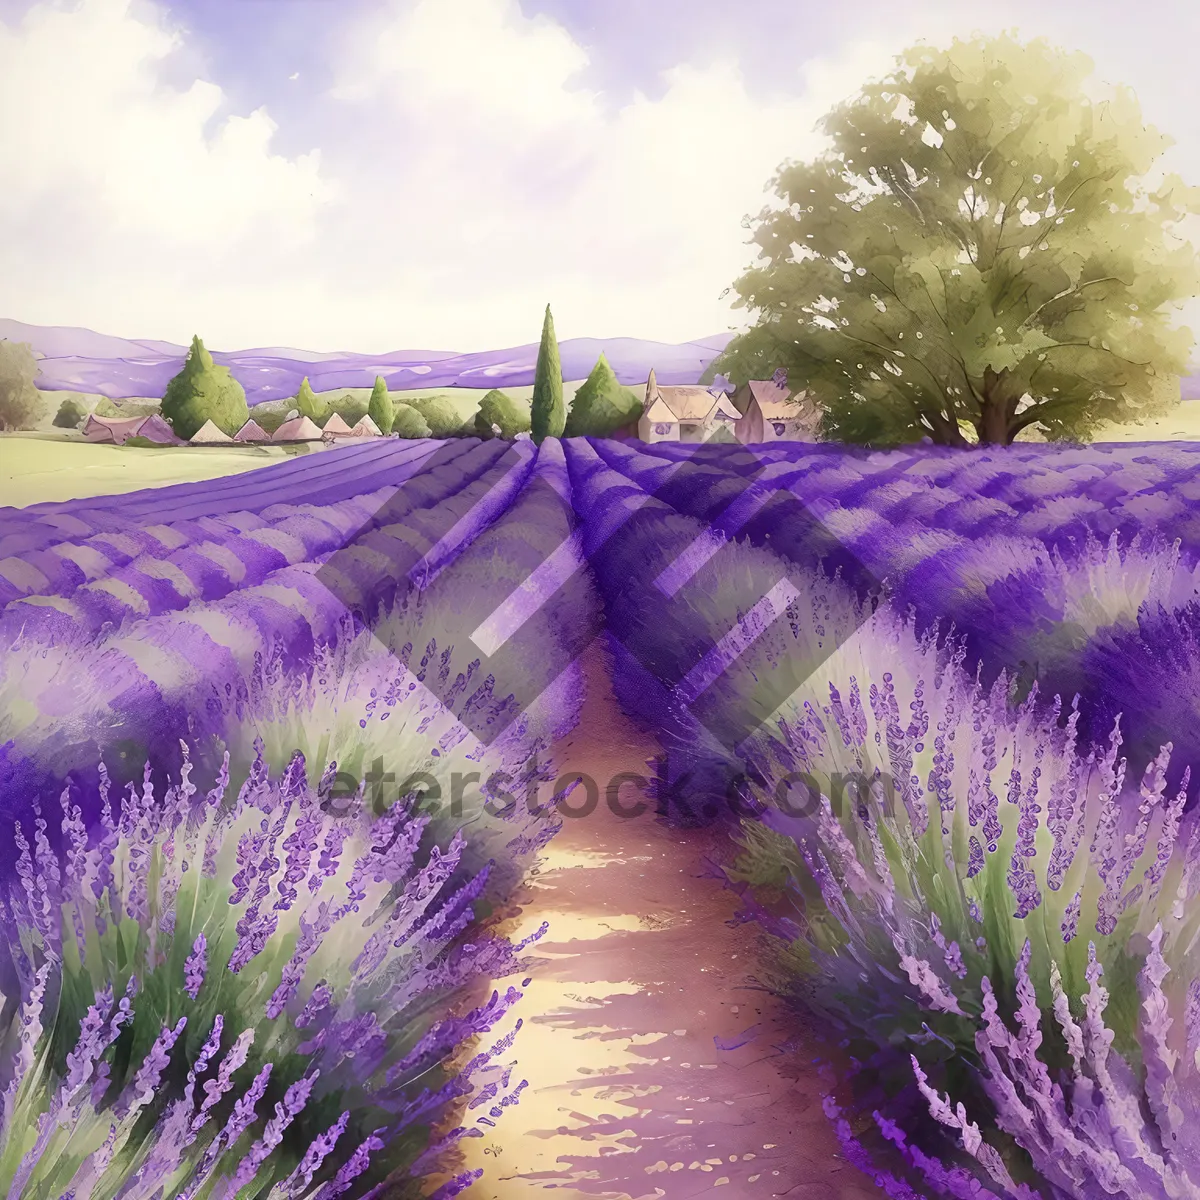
[0,318,735,405]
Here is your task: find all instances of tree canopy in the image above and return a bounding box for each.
[0,340,44,431]
[367,376,394,436]
[530,305,565,443]
[712,33,1200,446]
[392,403,432,439]
[160,336,249,440]
[474,389,531,439]
[563,353,643,437]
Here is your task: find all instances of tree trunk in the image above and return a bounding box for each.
[975,368,1016,445]
[976,399,1011,445]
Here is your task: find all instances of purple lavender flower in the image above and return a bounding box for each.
[117,1016,187,1119]
[193,1029,255,1133]
[1061,891,1082,943]
[184,932,208,1000]
[279,1110,350,1196]
[966,836,985,878]
[224,1071,319,1194]
[0,741,540,1197]
[311,1128,386,1200]
[59,986,113,1105]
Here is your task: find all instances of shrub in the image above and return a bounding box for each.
[393,403,432,439]
[52,397,86,429]
[474,390,530,440]
[407,396,467,438]
[724,607,1200,1197]
[296,376,326,423]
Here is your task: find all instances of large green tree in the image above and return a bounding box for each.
[0,339,45,430]
[160,336,249,440]
[474,388,531,439]
[367,375,394,435]
[713,33,1200,446]
[530,304,565,443]
[563,353,642,437]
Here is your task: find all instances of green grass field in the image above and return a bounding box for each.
[0,432,301,508]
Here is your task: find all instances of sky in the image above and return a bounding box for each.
[0,0,1197,353]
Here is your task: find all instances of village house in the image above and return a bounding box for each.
[637,368,741,443]
[732,373,822,443]
[189,419,234,444]
[271,414,324,442]
[83,412,182,446]
[321,412,354,439]
[234,418,270,443]
[350,414,382,437]
[632,368,820,444]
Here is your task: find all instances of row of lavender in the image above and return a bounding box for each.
[563,436,1200,1199]
[588,436,1200,793]
[0,438,594,1196]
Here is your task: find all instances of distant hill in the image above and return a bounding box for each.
[0,318,734,405]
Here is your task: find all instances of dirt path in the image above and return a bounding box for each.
[452,642,881,1199]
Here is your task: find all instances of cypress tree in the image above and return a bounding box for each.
[530,304,564,443]
[368,375,394,435]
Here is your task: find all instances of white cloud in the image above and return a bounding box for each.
[310,0,919,347]
[0,0,926,351]
[0,0,331,247]
[0,0,1194,356]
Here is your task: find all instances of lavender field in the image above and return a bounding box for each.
[1,432,1199,1198]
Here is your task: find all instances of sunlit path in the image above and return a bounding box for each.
[444,641,880,1199]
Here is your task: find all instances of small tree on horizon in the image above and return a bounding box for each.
[530,304,565,443]
[160,335,249,440]
[475,388,531,439]
[368,375,394,435]
[712,33,1200,447]
[564,353,642,437]
[296,377,324,422]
